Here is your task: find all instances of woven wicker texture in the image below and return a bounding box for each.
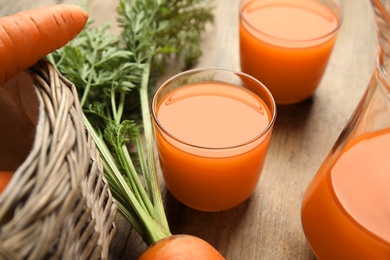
[0,59,117,260]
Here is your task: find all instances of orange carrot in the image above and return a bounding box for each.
[0,171,13,194]
[138,234,226,260]
[0,4,88,85]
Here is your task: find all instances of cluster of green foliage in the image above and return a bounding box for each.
[47,0,214,245]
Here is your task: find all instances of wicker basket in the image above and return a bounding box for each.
[0,59,117,259]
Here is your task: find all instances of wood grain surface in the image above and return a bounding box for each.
[0,0,378,259]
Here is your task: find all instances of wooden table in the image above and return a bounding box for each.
[0,0,378,259]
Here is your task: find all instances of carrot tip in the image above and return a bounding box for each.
[0,4,89,85]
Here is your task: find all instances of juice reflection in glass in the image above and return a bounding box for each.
[239,0,343,104]
[152,69,276,212]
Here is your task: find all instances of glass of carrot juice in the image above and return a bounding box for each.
[239,0,343,105]
[152,68,276,212]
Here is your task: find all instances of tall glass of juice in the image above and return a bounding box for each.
[239,0,343,104]
[152,68,276,212]
[301,0,390,258]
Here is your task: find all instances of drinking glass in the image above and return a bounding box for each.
[239,0,343,104]
[152,68,276,212]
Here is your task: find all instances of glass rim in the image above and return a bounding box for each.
[151,67,277,150]
[239,0,344,44]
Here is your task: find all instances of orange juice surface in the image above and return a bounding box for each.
[301,129,390,259]
[155,82,273,211]
[240,0,340,104]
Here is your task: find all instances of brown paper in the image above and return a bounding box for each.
[0,71,39,171]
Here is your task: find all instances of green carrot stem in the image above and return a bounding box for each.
[84,114,171,244]
[139,61,170,231]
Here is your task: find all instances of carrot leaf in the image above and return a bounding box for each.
[47,0,214,246]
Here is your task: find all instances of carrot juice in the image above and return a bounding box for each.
[301,129,390,259]
[240,0,342,104]
[0,171,14,193]
[152,69,276,212]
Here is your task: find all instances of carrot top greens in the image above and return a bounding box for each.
[47,0,214,245]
